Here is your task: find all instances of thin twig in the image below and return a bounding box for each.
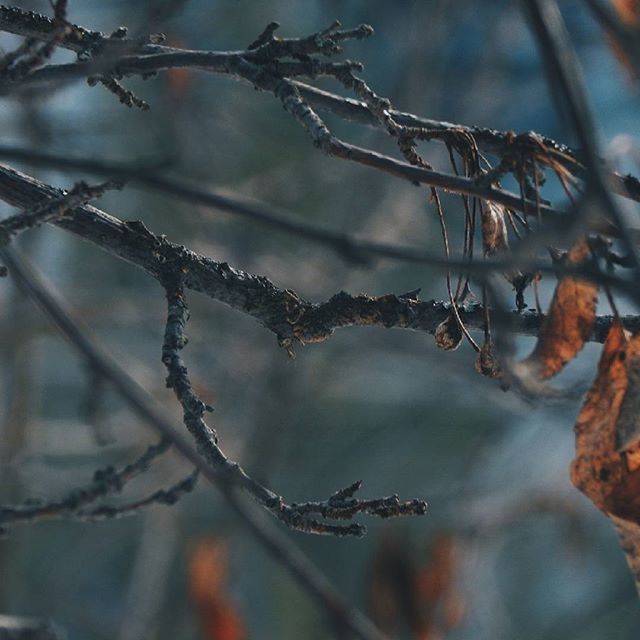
[0,438,172,527]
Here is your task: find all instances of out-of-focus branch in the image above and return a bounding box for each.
[583,0,640,77]
[0,145,504,267]
[523,0,640,284]
[0,615,63,640]
[4,145,627,267]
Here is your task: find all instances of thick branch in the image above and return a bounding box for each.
[0,164,635,347]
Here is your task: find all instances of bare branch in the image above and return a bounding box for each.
[76,470,199,522]
[0,438,171,528]
[160,276,427,536]
[0,164,634,347]
[0,243,390,640]
[1,6,638,210]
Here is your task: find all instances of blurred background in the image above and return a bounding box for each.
[1,1,640,638]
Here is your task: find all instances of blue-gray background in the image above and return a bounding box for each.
[1,1,639,638]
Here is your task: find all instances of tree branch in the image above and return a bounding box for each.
[160,276,426,536]
[0,6,637,211]
[0,438,172,528]
[0,243,391,640]
[0,164,635,349]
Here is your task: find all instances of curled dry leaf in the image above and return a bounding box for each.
[481,201,509,256]
[615,352,640,457]
[434,313,463,351]
[571,320,640,592]
[571,319,629,515]
[520,240,598,380]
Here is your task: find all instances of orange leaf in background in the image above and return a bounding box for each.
[570,320,640,592]
[520,240,598,380]
[612,0,640,26]
[416,535,465,635]
[367,532,416,636]
[188,538,246,640]
[167,67,192,97]
[606,0,640,78]
[367,531,464,640]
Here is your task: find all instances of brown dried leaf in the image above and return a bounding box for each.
[615,352,640,453]
[571,321,640,593]
[612,516,640,593]
[520,240,598,379]
[434,314,462,351]
[570,319,628,514]
[481,201,509,256]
